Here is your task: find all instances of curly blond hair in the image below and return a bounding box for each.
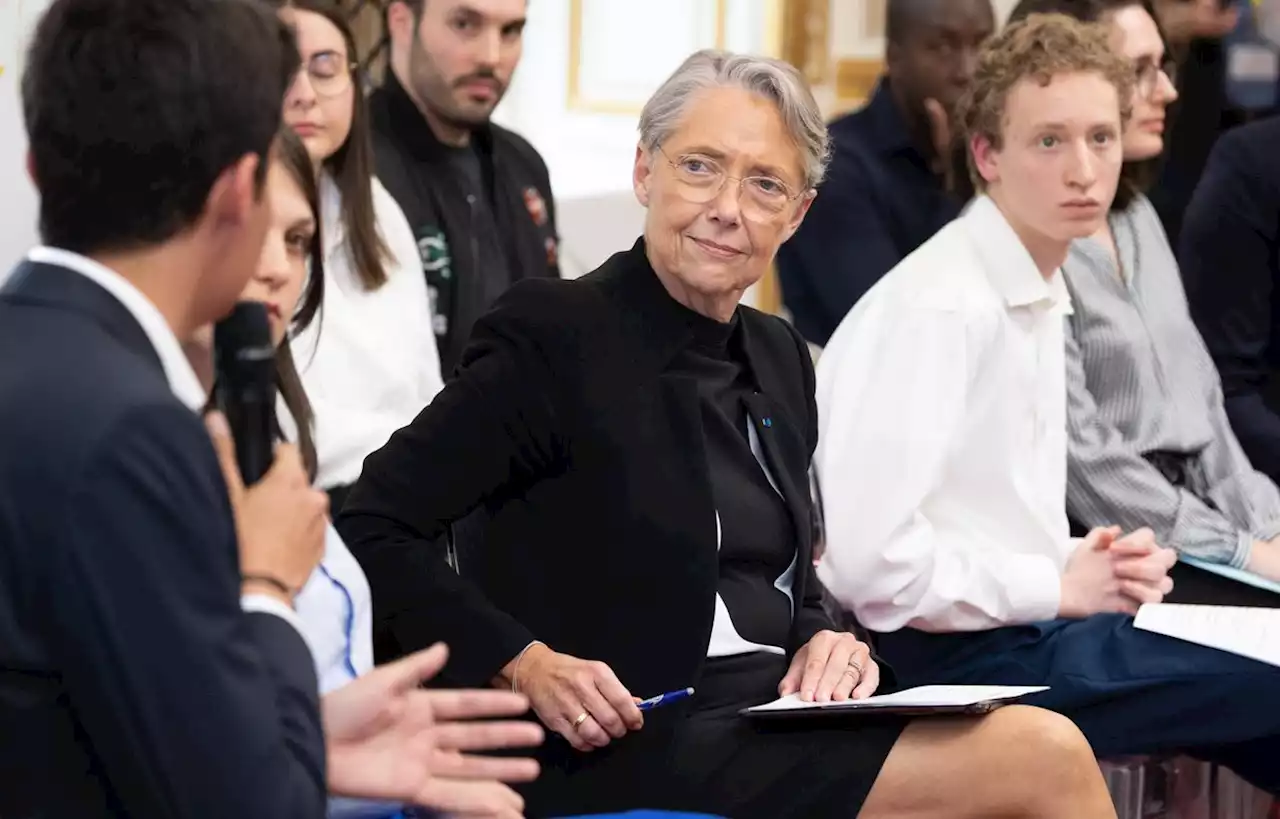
[957,12,1135,191]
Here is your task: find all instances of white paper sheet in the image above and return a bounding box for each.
[742,685,1049,714]
[1133,603,1280,668]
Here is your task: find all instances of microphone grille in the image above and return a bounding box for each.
[214,301,274,361]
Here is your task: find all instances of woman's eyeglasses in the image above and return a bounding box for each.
[1135,59,1177,100]
[655,145,804,222]
[297,51,357,98]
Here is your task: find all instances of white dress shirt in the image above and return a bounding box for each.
[25,246,306,636]
[294,523,374,692]
[290,174,445,489]
[814,197,1075,634]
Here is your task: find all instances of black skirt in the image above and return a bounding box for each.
[666,652,907,819]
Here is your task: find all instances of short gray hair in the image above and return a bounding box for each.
[638,49,830,189]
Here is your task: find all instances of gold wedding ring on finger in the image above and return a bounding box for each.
[844,659,863,679]
[572,712,590,730]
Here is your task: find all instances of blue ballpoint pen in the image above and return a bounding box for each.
[637,687,695,712]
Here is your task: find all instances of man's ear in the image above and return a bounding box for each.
[25,149,37,190]
[205,154,262,230]
[633,145,654,208]
[386,1,416,49]
[970,133,999,187]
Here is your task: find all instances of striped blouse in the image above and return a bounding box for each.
[1062,194,1280,567]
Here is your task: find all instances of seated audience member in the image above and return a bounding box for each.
[338,48,1117,819]
[270,0,445,513]
[1003,0,1280,583]
[1180,116,1280,488]
[1143,0,1241,243]
[374,0,560,374]
[775,0,995,346]
[815,13,1280,795]
[181,130,543,819]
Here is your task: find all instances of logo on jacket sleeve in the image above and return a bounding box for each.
[415,227,452,337]
[416,228,452,280]
[523,186,549,227]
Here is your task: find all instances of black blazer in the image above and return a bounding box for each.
[1180,116,1280,483]
[0,262,325,818]
[339,239,842,814]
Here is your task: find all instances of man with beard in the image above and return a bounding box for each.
[776,0,995,347]
[372,0,558,373]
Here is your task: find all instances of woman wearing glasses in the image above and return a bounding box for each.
[338,49,1116,819]
[1008,0,1280,584]
[274,0,444,514]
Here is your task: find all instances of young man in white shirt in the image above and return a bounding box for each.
[816,12,1280,793]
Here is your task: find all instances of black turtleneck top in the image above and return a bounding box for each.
[670,309,797,652]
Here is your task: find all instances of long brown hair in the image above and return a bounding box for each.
[204,129,324,482]
[271,0,391,289]
[275,129,325,482]
[1005,0,1172,210]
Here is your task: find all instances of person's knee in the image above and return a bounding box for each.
[991,706,1098,782]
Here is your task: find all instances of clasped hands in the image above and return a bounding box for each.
[511,630,881,751]
[1060,526,1178,618]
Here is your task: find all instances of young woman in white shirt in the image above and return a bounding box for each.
[211,128,539,819]
[272,0,444,512]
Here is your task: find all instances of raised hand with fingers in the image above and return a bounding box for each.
[506,643,644,753]
[778,630,879,703]
[923,97,955,187]
[324,643,543,819]
[1156,0,1240,46]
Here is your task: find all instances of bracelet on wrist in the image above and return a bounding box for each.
[510,640,545,694]
[242,573,295,598]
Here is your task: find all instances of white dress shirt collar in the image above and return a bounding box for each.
[26,246,207,411]
[26,247,309,635]
[963,196,1074,315]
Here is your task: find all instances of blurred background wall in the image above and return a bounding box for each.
[0,0,1021,297]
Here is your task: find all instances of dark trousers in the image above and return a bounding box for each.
[878,614,1280,794]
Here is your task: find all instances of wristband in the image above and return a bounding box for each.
[242,573,295,598]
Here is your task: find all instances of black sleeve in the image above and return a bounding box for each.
[50,404,325,818]
[780,319,838,646]
[775,143,904,345]
[1180,126,1280,479]
[338,281,571,685]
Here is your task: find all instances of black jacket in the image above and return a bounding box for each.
[369,72,560,374]
[0,262,325,818]
[338,239,844,816]
[1180,116,1280,483]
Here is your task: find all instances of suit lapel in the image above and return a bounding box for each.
[2,260,166,378]
[743,390,812,569]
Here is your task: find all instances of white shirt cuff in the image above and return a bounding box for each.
[1005,553,1063,623]
[241,593,308,637]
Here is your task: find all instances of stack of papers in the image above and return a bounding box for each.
[1134,603,1280,668]
[741,685,1048,718]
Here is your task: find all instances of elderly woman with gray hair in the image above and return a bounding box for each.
[337,50,1116,819]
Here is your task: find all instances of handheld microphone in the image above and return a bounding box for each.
[214,302,277,486]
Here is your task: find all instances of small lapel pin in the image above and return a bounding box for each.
[762,417,773,428]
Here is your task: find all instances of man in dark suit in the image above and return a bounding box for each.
[1180,114,1280,484]
[0,1,335,815]
[775,0,995,347]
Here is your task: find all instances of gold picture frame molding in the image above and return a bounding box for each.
[566,0,731,115]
